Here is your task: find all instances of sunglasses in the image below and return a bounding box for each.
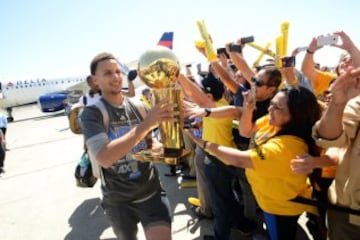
[251,77,267,87]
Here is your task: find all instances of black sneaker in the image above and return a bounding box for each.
[203,235,214,240]
[0,167,5,176]
[181,174,196,180]
[191,206,213,220]
[234,218,257,237]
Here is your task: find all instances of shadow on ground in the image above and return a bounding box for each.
[64,197,115,240]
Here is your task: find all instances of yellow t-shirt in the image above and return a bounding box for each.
[314,71,337,96]
[246,115,316,215]
[140,95,152,109]
[202,98,235,148]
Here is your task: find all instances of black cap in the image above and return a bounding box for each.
[201,73,224,100]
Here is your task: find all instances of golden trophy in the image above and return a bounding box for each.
[133,46,186,164]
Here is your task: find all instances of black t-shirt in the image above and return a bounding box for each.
[81,98,160,204]
[232,86,270,149]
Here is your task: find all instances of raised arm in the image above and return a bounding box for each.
[85,98,177,168]
[178,74,216,108]
[316,67,360,139]
[184,101,242,119]
[281,66,299,86]
[333,31,360,67]
[301,37,322,90]
[227,42,256,84]
[211,61,240,94]
[121,79,135,97]
[238,90,256,137]
[185,129,253,168]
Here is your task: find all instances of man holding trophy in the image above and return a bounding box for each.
[80,49,183,240]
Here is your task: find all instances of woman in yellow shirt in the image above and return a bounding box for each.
[187,86,322,240]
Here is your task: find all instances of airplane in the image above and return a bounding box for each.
[0,32,174,122]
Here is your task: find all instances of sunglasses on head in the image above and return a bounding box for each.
[251,77,267,87]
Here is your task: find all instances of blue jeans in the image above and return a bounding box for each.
[263,212,299,240]
[205,154,245,240]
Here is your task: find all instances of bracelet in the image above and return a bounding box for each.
[203,141,208,150]
[306,49,314,54]
[205,108,212,117]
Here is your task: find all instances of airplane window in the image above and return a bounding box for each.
[43,83,45,86]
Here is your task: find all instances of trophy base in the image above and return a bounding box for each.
[164,148,183,158]
[132,148,191,165]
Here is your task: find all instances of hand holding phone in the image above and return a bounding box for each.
[297,46,308,52]
[245,83,257,110]
[317,34,339,47]
[281,56,296,68]
[217,47,230,58]
[229,43,242,53]
[240,36,255,44]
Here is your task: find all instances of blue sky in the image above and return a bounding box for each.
[0,0,358,80]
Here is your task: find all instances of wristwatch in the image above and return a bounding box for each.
[205,108,211,117]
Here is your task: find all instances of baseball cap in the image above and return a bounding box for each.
[200,73,224,100]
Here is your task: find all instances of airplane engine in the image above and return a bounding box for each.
[38,93,68,112]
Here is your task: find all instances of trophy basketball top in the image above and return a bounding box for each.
[138,46,180,89]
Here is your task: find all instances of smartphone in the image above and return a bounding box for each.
[317,34,339,47]
[216,47,229,58]
[281,56,296,68]
[183,117,194,129]
[229,43,242,53]
[240,36,255,44]
[297,46,308,52]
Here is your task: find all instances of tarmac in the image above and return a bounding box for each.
[0,104,313,240]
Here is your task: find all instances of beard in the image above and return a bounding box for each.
[109,89,122,95]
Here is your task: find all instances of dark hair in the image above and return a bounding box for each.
[90,52,116,75]
[86,75,92,83]
[201,72,224,101]
[275,86,322,156]
[263,66,282,88]
[142,88,151,95]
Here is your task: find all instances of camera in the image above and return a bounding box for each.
[229,43,242,53]
[183,117,195,129]
[240,36,255,44]
[317,34,339,47]
[216,47,230,58]
[281,56,296,68]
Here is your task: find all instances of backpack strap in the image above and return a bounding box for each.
[94,99,109,132]
[125,97,147,120]
[83,95,87,106]
[90,99,109,186]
